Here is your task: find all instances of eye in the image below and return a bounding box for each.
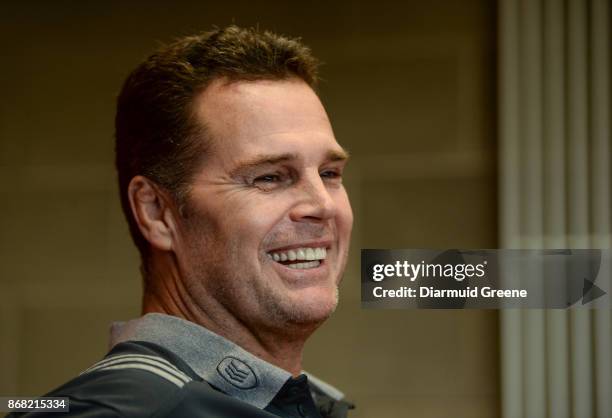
[254,174,282,183]
[251,172,290,191]
[320,169,342,181]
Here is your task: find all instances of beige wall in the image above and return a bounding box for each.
[0,1,498,417]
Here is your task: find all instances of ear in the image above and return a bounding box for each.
[127,176,178,252]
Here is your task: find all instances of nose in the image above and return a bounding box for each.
[289,173,336,223]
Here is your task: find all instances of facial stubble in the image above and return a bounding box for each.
[180,217,341,336]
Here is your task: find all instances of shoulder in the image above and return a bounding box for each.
[78,340,197,389]
[15,341,196,418]
[9,341,281,418]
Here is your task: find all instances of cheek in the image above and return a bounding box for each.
[225,199,289,248]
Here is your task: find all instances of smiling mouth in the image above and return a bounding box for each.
[266,247,327,270]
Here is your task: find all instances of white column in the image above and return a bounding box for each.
[499,0,522,417]
[519,0,546,416]
[590,1,612,417]
[567,1,593,417]
[543,0,569,415]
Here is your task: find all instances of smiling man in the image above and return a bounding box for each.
[9,26,353,418]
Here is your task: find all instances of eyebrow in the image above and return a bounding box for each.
[229,148,350,177]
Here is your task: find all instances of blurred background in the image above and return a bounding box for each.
[0,1,609,418]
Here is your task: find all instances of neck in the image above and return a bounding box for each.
[141,251,315,376]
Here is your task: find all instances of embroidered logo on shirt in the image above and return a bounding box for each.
[217,357,258,389]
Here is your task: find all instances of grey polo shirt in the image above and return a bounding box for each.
[110,313,348,411]
[8,313,353,418]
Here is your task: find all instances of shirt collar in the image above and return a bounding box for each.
[109,313,344,409]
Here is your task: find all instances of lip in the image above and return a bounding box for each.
[265,240,333,253]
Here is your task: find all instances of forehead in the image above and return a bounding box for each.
[193,78,343,163]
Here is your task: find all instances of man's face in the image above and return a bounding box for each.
[173,78,353,333]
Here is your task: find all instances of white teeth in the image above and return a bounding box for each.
[286,260,321,269]
[305,248,315,260]
[267,246,328,263]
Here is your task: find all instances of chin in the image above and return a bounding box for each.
[278,286,339,325]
